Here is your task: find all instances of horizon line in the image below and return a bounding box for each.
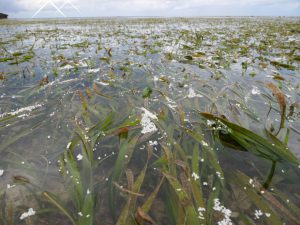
[4,15,300,19]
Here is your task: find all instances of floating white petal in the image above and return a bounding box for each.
[77,154,83,161]
[20,208,36,220]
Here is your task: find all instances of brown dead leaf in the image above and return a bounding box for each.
[39,76,49,86]
[266,83,286,130]
[135,207,158,225]
[0,72,6,80]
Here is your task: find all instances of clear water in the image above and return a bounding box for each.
[0,17,300,225]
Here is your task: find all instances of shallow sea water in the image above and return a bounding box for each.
[0,17,300,225]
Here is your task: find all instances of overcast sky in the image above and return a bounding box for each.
[1,0,300,18]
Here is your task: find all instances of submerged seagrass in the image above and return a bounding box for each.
[0,17,300,225]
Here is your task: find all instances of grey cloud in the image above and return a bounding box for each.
[0,0,23,13]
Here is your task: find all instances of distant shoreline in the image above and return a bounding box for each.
[3,15,300,20]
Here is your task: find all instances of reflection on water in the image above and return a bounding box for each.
[0,17,300,225]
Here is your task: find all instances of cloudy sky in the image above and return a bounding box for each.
[1,0,300,18]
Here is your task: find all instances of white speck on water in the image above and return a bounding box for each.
[125,154,129,159]
[20,208,36,220]
[265,213,271,217]
[67,142,72,149]
[77,154,83,161]
[48,136,51,139]
[149,140,158,146]
[254,209,263,219]
[88,68,100,73]
[0,169,4,177]
[60,64,74,70]
[153,76,159,81]
[251,86,261,95]
[78,212,83,217]
[201,141,209,147]
[207,120,215,126]
[87,189,91,195]
[140,108,158,134]
[216,171,223,179]
[192,172,200,181]
[7,184,16,189]
[187,88,203,98]
[96,81,109,86]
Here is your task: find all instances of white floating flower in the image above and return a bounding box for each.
[265,213,271,217]
[198,207,206,220]
[149,140,158,146]
[140,108,158,134]
[201,141,209,147]
[213,198,232,225]
[192,172,200,181]
[20,208,36,220]
[254,209,263,219]
[77,154,83,161]
[207,120,215,126]
[251,86,261,95]
[0,169,4,177]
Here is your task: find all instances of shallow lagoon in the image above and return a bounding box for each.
[0,17,300,225]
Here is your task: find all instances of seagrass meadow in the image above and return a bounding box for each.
[0,17,300,225]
